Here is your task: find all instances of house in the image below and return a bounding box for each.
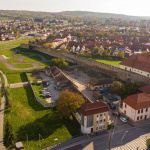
[120,53,150,77]
[88,78,113,91]
[122,93,150,122]
[80,101,110,134]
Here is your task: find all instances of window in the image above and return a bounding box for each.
[100,120,102,123]
[103,125,105,129]
[104,113,106,116]
[138,110,140,114]
[140,116,143,120]
[124,110,126,114]
[87,115,94,127]
[141,109,143,113]
[81,114,84,126]
[125,104,127,108]
[100,114,103,117]
[148,74,149,77]
[146,108,148,112]
[96,127,98,131]
[97,115,99,117]
[99,126,102,130]
[137,116,139,120]
[96,121,98,124]
[103,119,105,122]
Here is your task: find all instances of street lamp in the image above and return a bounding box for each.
[120,131,128,149]
[39,134,44,150]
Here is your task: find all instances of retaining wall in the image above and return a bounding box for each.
[21,44,149,84]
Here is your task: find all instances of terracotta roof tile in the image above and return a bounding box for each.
[138,85,150,94]
[123,93,150,110]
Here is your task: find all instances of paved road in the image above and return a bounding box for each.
[9,82,29,88]
[0,70,8,150]
[50,123,150,150]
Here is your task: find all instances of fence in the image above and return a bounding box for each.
[25,71,55,107]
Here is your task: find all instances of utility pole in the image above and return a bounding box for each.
[26,134,29,150]
[109,135,112,150]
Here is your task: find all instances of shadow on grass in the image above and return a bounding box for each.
[20,72,28,82]
[16,110,81,142]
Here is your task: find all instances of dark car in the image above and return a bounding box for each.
[104,101,111,107]
[110,105,116,110]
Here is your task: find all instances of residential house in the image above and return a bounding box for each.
[88,78,113,91]
[138,85,150,94]
[80,101,110,134]
[120,53,150,77]
[122,93,150,122]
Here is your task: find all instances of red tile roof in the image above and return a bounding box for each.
[80,101,110,116]
[120,53,150,72]
[123,93,150,110]
[138,85,150,94]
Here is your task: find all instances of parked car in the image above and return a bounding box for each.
[100,88,109,93]
[41,88,47,92]
[41,92,51,97]
[120,117,127,123]
[110,105,116,110]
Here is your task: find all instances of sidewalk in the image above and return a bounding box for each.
[0,70,8,150]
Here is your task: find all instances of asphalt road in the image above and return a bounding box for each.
[55,123,150,150]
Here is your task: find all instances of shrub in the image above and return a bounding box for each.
[147,139,150,148]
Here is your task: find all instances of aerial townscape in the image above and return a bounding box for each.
[1,1,150,150]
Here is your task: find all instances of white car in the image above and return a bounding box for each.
[41,88,47,92]
[120,117,127,123]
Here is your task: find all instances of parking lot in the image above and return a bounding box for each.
[39,72,60,103]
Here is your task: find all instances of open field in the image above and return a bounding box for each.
[14,64,33,68]
[4,86,81,150]
[83,56,122,66]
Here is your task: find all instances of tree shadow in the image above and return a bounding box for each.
[16,112,81,143]
[20,72,28,82]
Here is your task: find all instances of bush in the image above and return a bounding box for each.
[107,124,115,130]
[147,139,150,148]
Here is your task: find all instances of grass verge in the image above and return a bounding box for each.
[14,64,33,68]
[4,86,81,150]
[23,56,42,63]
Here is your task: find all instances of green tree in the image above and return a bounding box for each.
[92,47,100,55]
[56,90,85,119]
[29,44,33,50]
[76,31,83,37]
[3,120,17,147]
[110,81,123,94]
[125,82,137,94]
[51,58,69,68]
[1,85,10,106]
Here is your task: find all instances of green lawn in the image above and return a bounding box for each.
[0,61,28,84]
[23,55,42,63]
[14,64,33,68]
[84,56,122,66]
[0,50,14,58]
[39,62,52,66]
[32,84,47,103]
[7,58,19,63]
[4,86,81,150]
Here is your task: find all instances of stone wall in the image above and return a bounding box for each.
[20,43,149,84]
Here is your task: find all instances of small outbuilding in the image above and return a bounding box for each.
[93,91,102,99]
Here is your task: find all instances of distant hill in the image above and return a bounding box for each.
[0,10,150,21]
[59,11,147,20]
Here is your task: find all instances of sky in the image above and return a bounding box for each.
[1,0,150,16]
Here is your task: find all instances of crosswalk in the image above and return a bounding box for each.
[112,135,147,150]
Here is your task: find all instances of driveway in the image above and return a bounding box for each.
[39,72,60,102]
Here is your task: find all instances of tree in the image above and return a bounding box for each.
[56,90,85,119]
[51,58,69,68]
[76,31,83,37]
[1,85,10,106]
[117,51,124,58]
[125,82,138,94]
[29,44,33,50]
[3,120,17,147]
[92,47,100,55]
[47,34,56,41]
[110,81,123,94]
[61,48,69,53]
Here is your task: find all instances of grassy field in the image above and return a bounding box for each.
[23,55,42,63]
[84,56,122,66]
[14,64,33,68]
[4,86,81,150]
[7,58,19,63]
[0,50,14,58]
[39,62,52,66]
[0,61,28,84]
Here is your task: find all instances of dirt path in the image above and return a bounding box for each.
[0,70,7,150]
[0,49,51,71]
